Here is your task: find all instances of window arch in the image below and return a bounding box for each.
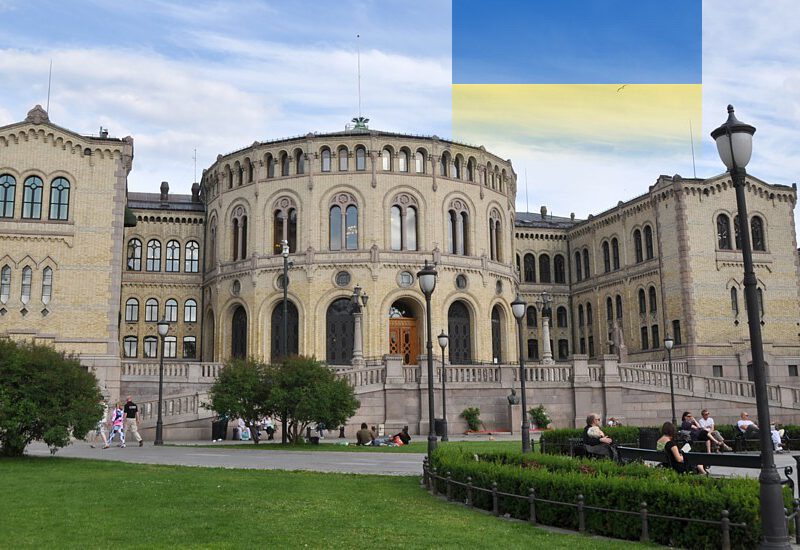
[717,214,732,249]
[447,300,472,364]
[634,229,643,263]
[225,165,233,189]
[582,248,590,279]
[231,206,248,261]
[606,297,614,321]
[245,158,253,183]
[648,286,657,313]
[390,193,418,251]
[439,152,450,177]
[526,306,537,327]
[453,155,462,179]
[638,289,646,315]
[145,298,159,322]
[164,299,178,322]
[273,197,298,254]
[574,251,582,282]
[447,199,469,255]
[615,295,623,319]
[398,149,409,172]
[295,149,305,175]
[22,176,43,219]
[415,149,426,173]
[382,147,392,171]
[751,216,765,251]
[355,146,367,171]
[733,215,741,249]
[127,238,142,271]
[491,305,503,362]
[20,266,31,304]
[48,177,70,220]
[0,174,16,218]
[611,238,620,270]
[554,254,566,283]
[338,146,349,171]
[602,241,611,273]
[489,208,503,262]
[329,193,358,251]
[523,253,535,283]
[280,152,290,177]
[125,298,139,322]
[143,336,158,358]
[235,161,243,186]
[0,265,10,304]
[586,303,593,325]
[757,287,764,317]
[146,239,161,271]
[39,266,52,304]
[578,304,584,326]
[123,336,138,358]
[184,299,197,323]
[321,148,332,172]
[266,154,275,178]
[644,225,654,259]
[165,240,180,272]
[208,218,217,267]
[730,287,739,317]
[185,241,199,273]
[539,253,551,283]
[556,306,568,328]
[467,158,476,182]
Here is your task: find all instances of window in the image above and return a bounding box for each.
[22,176,43,219]
[183,336,196,359]
[757,287,764,317]
[730,287,739,316]
[586,303,593,326]
[644,225,654,259]
[123,337,138,358]
[0,265,10,303]
[382,148,392,171]
[338,147,349,171]
[143,336,158,358]
[127,238,142,271]
[578,304,584,327]
[672,320,682,345]
[146,240,161,271]
[164,336,177,358]
[0,174,15,217]
[717,214,732,249]
[747,364,754,382]
[638,289,646,315]
[321,148,332,172]
[390,194,418,251]
[539,254,550,283]
[615,295,623,320]
[273,202,298,254]
[236,162,243,186]
[713,365,723,378]
[145,298,159,322]
[439,153,449,176]
[231,207,248,261]
[489,209,503,262]
[602,241,610,273]
[164,299,178,322]
[523,254,535,282]
[574,251,582,282]
[606,297,613,321]
[447,202,469,255]
[48,177,70,220]
[579,337,586,354]
[640,326,649,349]
[556,306,567,328]
[20,266,31,304]
[554,255,566,283]
[751,216,765,251]
[526,306,537,328]
[125,298,139,322]
[184,299,197,323]
[185,241,199,273]
[558,339,569,360]
[165,240,180,272]
[355,146,366,171]
[582,249,590,279]
[651,324,660,348]
[734,215,741,249]
[329,194,358,251]
[648,286,657,313]
[280,152,290,176]
[467,159,475,181]
[295,150,305,175]
[789,365,798,377]
[266,154,275,178]
[588,336,594,357]
[246,159,253,182]
[226,165,233,189]
[611,238,620,270]
[41,267,52,304]
[634,229,643,263]
[527,339,539,360]
[398,149,409,172]
[415,149,425,173]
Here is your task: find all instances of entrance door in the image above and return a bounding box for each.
[326,298,354,365]
[389,318,419,365]
[448,301,472,364]
[271,301,299,362]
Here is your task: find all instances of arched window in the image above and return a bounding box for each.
[225,165,233,189]
[280,152,290,176]
[382,148,392,171]
[615,295,623,319]
[143,336,158,358]
[162,336,177,358]
[634,229,643,263]
[439,153,449,177]
[638,289,646,315]
[321,148,332,172]
[183,336,197,359]
[648,286,657,313]
[523,254,535,282]
[554,254,566,284]
[447,301,472,364]
[208,219,217,267]
[0,265,11,303]
[329,193,358,251]
[586,303,593,325]
[127,238,142,271]
[41,266,52,304]
[273,198,298,254]
[539,253,551,283]
[733,215,741,249]
[398,149,409,172]
[556,306,568,328]
[231,206,248,261]
[447,200,469,255]
[516,254,521,275]
[295,150,305,175]
[326,299,354,364]
[574,251,582,282]
[578,304,584,326]
[582,248,590,279]
[184,299,197,323]
[0,174,16,217]
[390,194,419,251]
[717,214,732,249]
[757,287,764,317]
[338,146,349,171]
[231,305,248,359]
[606,297,613,321]
[611,238,620,270]
[20,266,31,304]
[644,225,654,259]
[123,336,138,358]
[146,240,161,271]
[246,158,253,183]
[165,240,180,272]
[125,298,139,322]
[489,209,503,262]
[730,287,739,316]
[602,241,610,272]
[491,305,503,362]
[185,241,199,273]
[390,206,401,250]
[355,146,367,171]
[467,159,475,182]
[453,156,461,179]
[415,149,426,173]
[234,162,243,186]
[22,176,43,219]
[526,306,537,327]
[48,177,70,220]
[161,299,176,322]
[145,298,159,322]
[266,154,275,178]
[751,216,765,251]
[272,300,299,362]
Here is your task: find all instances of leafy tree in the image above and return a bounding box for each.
[0,339,102,457]
[267,356,359,443]
[205,358,270,444]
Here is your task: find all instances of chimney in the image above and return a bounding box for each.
[540,205,547,217]
[191,182,201,203]
[99,127,109,138]
[160,181,169,201]
[570,213,575,221]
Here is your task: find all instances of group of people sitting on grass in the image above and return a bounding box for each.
[355,423,411,446]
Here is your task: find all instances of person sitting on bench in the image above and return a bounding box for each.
[697,409,733,452]
[737,411,785,452]
[582,413,617,460]
[658,422,707,475]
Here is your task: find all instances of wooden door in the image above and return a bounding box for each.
[389,318,419,365]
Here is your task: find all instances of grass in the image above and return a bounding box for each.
[182,440,528,454]
[0,457,640,549]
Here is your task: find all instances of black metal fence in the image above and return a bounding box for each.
[422,458,800,549]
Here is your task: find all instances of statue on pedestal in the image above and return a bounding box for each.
[613,320,628,363]
[507,388,520,405]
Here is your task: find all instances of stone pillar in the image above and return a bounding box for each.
[541,316,554,364]
[572,354,591,428]
[384,354,405,384]
[352,310,365,367]
[602,355,622,423]
[508,403,522,434]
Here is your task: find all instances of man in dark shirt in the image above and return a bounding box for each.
[356,423,374,445]
[123,395,144,447]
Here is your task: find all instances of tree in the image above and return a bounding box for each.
[267,356,359,443]
[0,339,102,457]
[205,358,270,444]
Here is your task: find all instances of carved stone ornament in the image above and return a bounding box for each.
[273,196,297,211]
[332,192,356,206]
[392,193,418,207]
[449,199,467,212]
[25,105,50,124]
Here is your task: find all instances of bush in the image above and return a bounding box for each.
[429,446,792,549]
[206,358,271,444]
[528,405,550,428]
[0,339,103,456]
[460,407,482,431]
[540,426,640,454]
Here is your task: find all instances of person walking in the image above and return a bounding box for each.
[106,403,126,448]
[89,398,109,448]
[123,395,144,447]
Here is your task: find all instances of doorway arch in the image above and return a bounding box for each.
[231,305,247,359]
[388,298,421,365]
[448,300,472,364]
[271,300,299,362]
[326,298,354,365]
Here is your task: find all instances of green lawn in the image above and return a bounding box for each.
[183,440,527,454]
[0,458,640,549]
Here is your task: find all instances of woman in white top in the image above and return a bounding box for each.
[697,409,732,452]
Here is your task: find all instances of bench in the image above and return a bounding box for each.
[616,446,797,492]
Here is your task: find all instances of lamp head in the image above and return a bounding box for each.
[664,334,674,351]
[281,239,289,258]
[438,330,449,349]
[511,294,526,320]
[417,259,437,296]
[157,318,170,337]
[711,105,755,171]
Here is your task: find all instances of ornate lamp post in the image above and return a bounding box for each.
[350,284,369,366]
[511,294,532,453]
[438,330,449,442]
[712,105,789,549]
[535,291,554,364]
[664,334,676,426]
[417,259,438,459]
[154,317,170,446]
[280,239,291,444]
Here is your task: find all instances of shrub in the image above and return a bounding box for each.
[460,407,482,432]
[528,405,551,428]
[206,358,271,444]
[540,426,639,454]
[0,339,103,456]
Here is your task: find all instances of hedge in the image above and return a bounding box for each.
[429,446,793,549]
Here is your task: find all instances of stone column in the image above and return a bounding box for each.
[572,354,591,428]
[602,355,622,423]
[541,316,554,364]
[352,310,365,367]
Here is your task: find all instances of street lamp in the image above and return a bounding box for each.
[511,294,532,453]
[154,317,170,446]
[417,259,438,459]
[664,334,676,426]
[350,284,369,366]
[280,239,290,444]
[438,330,449,442]
[712,105,789,549]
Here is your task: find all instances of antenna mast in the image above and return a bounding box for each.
[46,60,53,113]
[689,119,697,178]
[357,34,362,118]
[193,148,197,183]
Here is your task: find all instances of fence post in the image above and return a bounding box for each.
[577,494,585,532]
[529,487,537,525]
[446,472,452,501]
[794,500,800,545]
[720,510,730,550]
[422,457,428,488]
[466,477,473,507]
[492,482,499,516]
[430,466,437,496]
[639,502,649,543]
